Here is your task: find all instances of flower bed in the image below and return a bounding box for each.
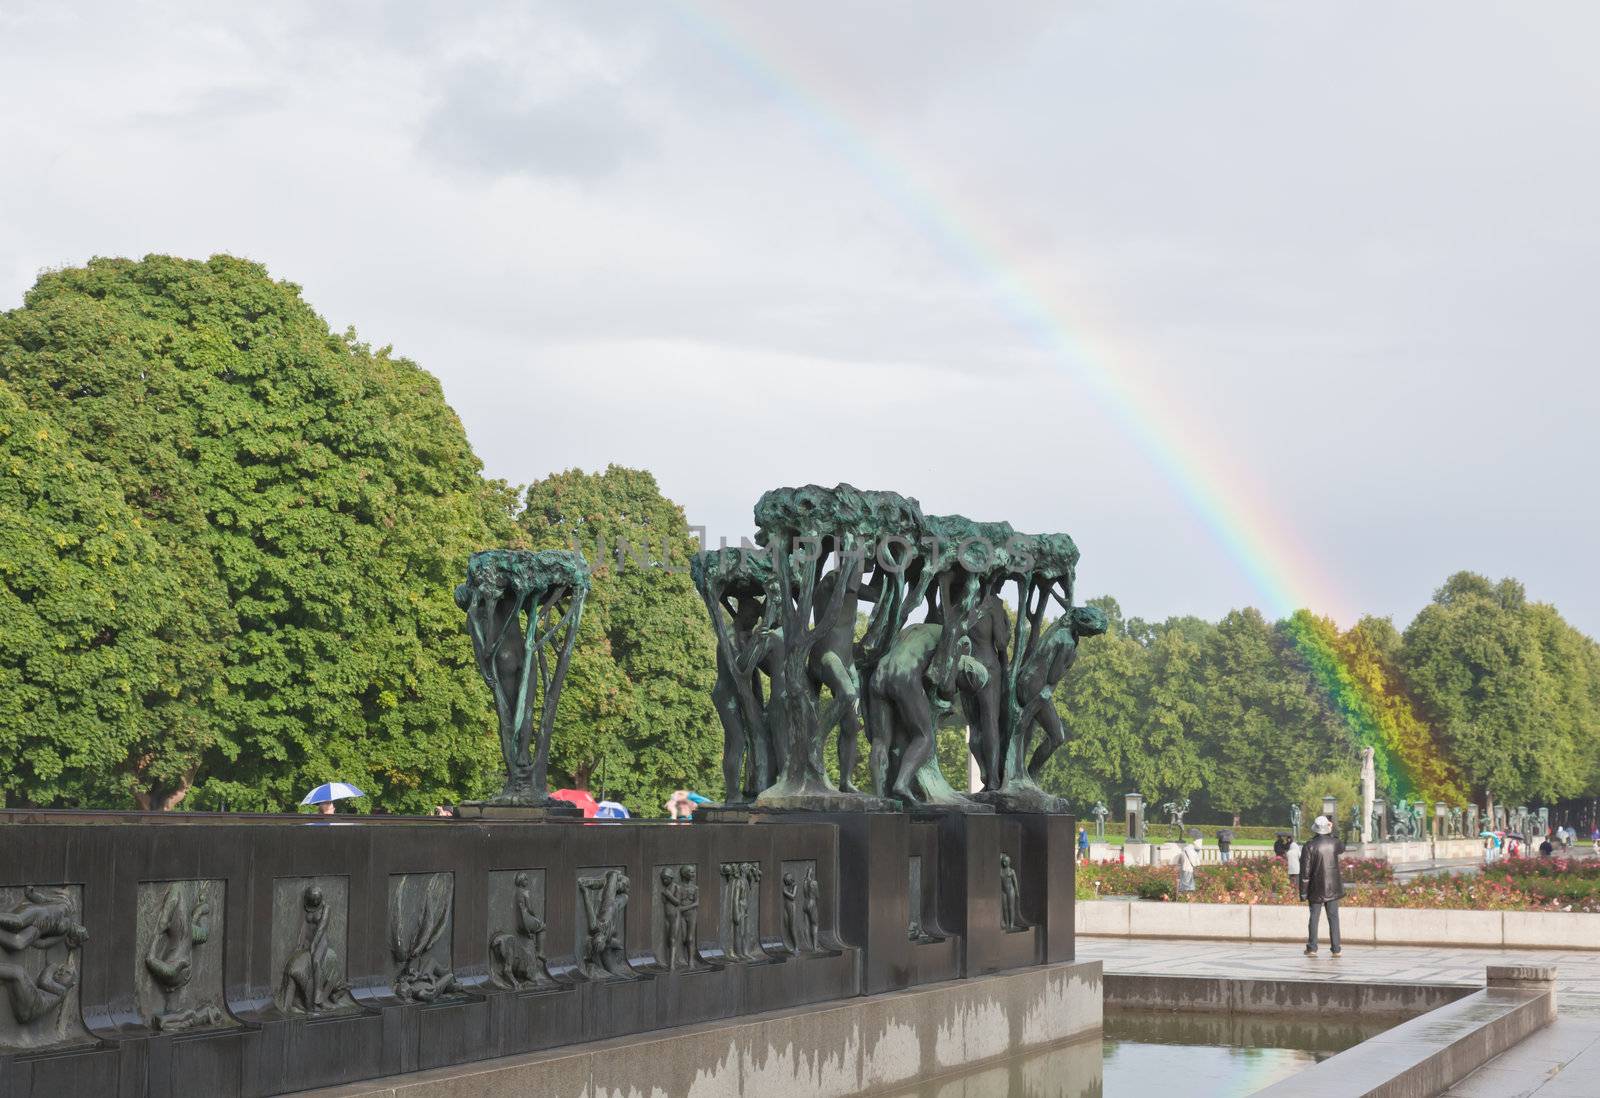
[1077,856,1600,913]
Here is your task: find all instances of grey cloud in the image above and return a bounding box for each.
[416,64,651,181]
[129,84,286,132]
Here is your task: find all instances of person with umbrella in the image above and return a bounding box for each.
[301,782,365,816]
[551,789,599,818]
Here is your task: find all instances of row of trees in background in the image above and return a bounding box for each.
[3,256,1599,817]
[1037,577,1600,822]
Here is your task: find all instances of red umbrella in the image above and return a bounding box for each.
[551,789,598,818]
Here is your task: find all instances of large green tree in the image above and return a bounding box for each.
[1334,614,1461,802]
[1197,607,1297,821]
[517,465,720,814]
[0,255,513,811]
[1136,617,1212,803]
[1040,600,1212,812]
[0,381,201,806]
[1402,572,1589,805]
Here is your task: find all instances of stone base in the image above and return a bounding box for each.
[747,791,900,813]
[908,799,997,817]
[971,787,1069,814]
[453,801,582,820]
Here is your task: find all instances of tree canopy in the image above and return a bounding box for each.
[0,256,515,811]
[1401,572,1600,806]
[0,379,196,807]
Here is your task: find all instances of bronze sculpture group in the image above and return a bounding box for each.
[691,484,1106,814]
[454,484,1104,816]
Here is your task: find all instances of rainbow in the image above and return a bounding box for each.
[669,4,1457,803]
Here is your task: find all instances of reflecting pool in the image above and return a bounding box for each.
[887,1008,1395,1097]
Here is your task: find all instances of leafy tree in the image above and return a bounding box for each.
[517,465,720,814]
[1196,608,1291,821]
[1335,615,1462,802]
[0,381,196,806]
[0,256,512,811]
[1296,768,1360,833]
[1401,572,1579,805]
[1268,612,1362,791]
[1134,618,1212,803]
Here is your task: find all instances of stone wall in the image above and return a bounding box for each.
[301,960,1103,1098]
[1086,842,1271,865]
[1352,838,1485,863]
[0,809,1077,1098]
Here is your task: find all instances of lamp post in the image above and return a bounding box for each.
[1434,802,1447,840]
[1374,797,1388,841]
[1124,793,1146,844]
[1321,795,1337,824]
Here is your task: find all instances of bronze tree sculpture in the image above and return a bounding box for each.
[456,549,589,808]
[692,549,783,803]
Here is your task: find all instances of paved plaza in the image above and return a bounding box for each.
[1081,938,1600,1096]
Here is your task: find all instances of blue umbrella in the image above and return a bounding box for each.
[301,782,365,806]
[595,800,629,819]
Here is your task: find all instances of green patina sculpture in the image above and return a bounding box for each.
[978,534,1109,813]
[694,483,1104,813]
[746,484,906,810]
[867,511,1017,810]
[692,549,783,803]
[456,549,589,807]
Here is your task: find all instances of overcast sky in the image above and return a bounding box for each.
[3,1,1597,634]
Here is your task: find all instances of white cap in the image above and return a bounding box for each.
[1312,815,1333,834]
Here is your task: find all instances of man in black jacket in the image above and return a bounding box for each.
[1300,814,1345,956]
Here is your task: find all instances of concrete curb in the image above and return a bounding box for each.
[1078,900,1600,949]
[1253,968,1557,1097]
[1104,972,1470,1017]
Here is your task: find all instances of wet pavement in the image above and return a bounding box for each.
[1081,937,1600,995]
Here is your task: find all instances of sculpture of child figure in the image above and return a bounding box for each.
[999,854,1023,931]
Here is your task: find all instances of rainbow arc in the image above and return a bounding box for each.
[672,4,1452,800]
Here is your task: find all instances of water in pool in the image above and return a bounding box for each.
[887,1008,1394,1097]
